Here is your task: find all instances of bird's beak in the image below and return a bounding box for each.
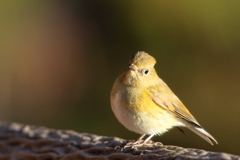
[129,64,137,71]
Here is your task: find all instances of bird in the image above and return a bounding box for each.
[110,51,218,146]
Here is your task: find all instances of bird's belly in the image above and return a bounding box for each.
[111,93,184,135]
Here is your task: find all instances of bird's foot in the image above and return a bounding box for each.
[123,140,141,150]
[119,140,163,150]
[153,141,163,146]
[132,140,163,148]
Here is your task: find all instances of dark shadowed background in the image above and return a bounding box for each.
[0,0,239,155]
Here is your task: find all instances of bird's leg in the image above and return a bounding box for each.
[125,134,145,146]
[128,134,156,149]
[143,134,163,146]
[138,134,146,141]
[121,134,146,150]
[143,134,155,144]
[122,134,162,150]
[133,134,146,144]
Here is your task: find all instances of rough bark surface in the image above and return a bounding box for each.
[0,122,238,160]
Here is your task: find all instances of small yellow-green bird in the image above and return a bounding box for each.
[110,51,217,145]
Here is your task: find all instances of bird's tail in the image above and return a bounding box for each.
[188,127,218,145]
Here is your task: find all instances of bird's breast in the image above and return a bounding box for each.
[112,87,174,134]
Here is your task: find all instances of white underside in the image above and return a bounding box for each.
[111,93,185,135]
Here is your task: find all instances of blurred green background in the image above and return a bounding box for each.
[0,0,239,155]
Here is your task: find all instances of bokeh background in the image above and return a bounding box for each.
[0,0,239,155]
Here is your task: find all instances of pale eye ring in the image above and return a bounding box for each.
[143,69,149,75]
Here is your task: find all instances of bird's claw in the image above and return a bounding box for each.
[117,140,163,151]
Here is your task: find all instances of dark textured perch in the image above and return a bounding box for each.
[0,122,238,160]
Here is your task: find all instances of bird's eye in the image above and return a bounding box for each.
[143,69,149,75]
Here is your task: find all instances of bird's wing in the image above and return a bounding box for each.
[148,85,201,127]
